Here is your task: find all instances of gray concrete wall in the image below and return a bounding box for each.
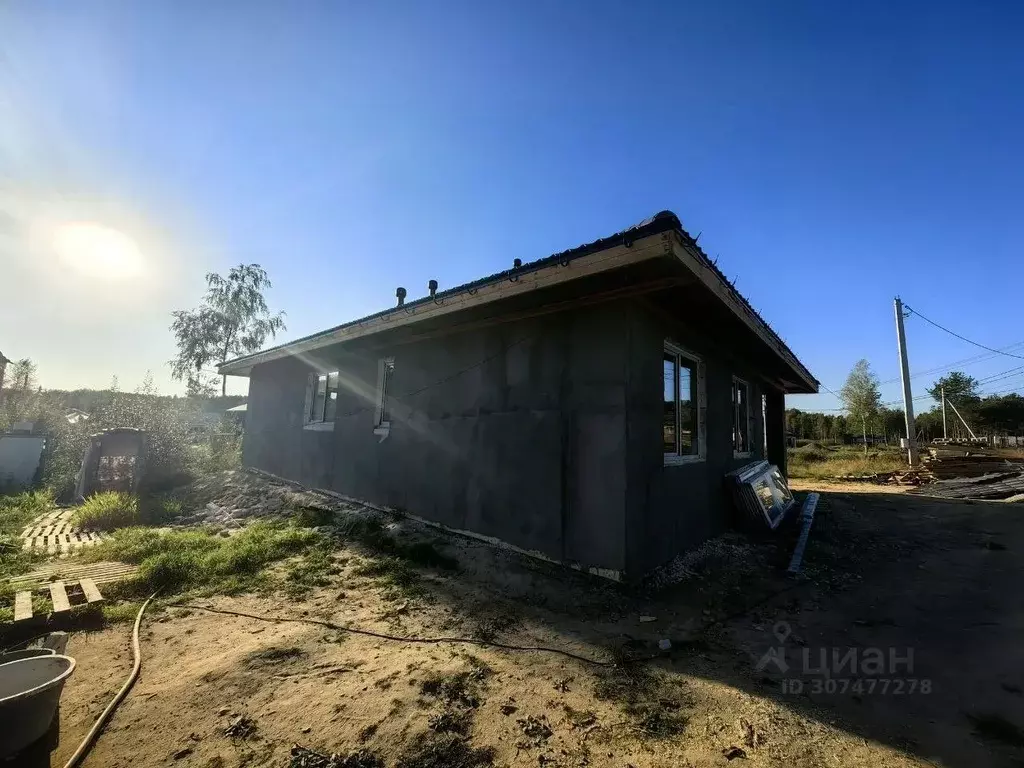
[624,303,773,576]
[243,303,632,574]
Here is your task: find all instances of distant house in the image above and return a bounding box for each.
[65,408,91,425]
[219,212,818,581]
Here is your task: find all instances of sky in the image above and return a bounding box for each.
[1,1,1022,410]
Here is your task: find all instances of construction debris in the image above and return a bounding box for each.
[836,469,932,485]
[921,446,1024,479]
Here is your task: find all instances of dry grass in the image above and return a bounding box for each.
[787,443,907,480]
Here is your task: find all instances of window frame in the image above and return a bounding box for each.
[732,375,753,458]
[373,356,395,439]
[303,370,339,431]
[663,341,706,466]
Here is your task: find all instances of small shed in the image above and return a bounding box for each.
[74,428,147,499]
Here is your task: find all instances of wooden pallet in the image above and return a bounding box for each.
[7,561,138,623]
[11,578,105,622]
[20,508,104,555]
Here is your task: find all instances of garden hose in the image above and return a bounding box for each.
[61,591,158,768]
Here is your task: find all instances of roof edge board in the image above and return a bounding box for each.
[219,233,673,376]
[668,232,818,394]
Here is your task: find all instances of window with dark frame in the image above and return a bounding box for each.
[732,377,751,455]
[663,345,700,461]
[307,371,340,424]
[375,357,395,431]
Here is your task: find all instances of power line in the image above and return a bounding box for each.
[904,305,1024,361]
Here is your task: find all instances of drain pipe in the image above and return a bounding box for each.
[786,493,820,576]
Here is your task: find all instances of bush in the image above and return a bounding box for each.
[73,492,140,530]
[42,384,201,500]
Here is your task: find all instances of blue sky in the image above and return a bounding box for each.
[1,1,1022,409]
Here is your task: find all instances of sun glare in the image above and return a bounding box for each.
[52,222,144,280]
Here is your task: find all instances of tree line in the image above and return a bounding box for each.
[788,360,1024,444]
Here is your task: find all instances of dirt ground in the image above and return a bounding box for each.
[45,482,1024,767]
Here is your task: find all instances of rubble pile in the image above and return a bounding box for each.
[170,470,376,528]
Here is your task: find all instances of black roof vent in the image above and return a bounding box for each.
[396,287,407,306]
[428,279,438,297]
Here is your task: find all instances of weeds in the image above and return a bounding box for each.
[0,490,51,582]
[85,521,323,595]
[353,558,428,601]
[394,732,494,768]
[593,652,687,738]
[290,745,385,768]
[419,658,493,709]
[787,444,907,480]
[72,492,140,530]
[285,542,339,596]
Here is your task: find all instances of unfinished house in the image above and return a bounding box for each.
[220,212,818,580]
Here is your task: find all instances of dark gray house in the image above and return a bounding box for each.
[220,212,817,581]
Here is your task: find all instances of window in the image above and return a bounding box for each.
[732,377,752,456]
[663,342,704,464]
[305,371,339,429]
[374,357,395,438]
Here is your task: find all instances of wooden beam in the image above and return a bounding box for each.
[49,581,70,613]
[14,591,32,622]
[80,578,103,604]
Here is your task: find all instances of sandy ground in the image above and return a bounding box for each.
[38,483,1024,767]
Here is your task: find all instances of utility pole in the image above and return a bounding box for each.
[894,297,920,466]
[941,386,948,440]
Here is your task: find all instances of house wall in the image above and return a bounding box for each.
[244,297,788,580]
[624,303,774,576]
[243,303,632,574]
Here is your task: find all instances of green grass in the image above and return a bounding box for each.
[0,489,53,584]
[72,491,141,530]
[787,443,908,480]
[85,520,324,595]
[71,492,182,531]
[284,541,340,596]
[353,557,429,601]
[0,489,53,535]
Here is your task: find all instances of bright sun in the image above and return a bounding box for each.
[52,222,144,280]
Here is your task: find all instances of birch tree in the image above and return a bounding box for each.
[171,264,286,396]
[840,359,882,455]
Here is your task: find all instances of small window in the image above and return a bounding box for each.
[732,377,752,456]
[325,372,339,421]
[374,357,395,436]
[306,371,339,426]
[664,342,704,464]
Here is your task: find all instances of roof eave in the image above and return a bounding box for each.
[667,232,819,395]
[219,229,676,376]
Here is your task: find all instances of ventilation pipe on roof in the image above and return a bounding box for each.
[428,279,438,298]
[396,287,407,307]
[513,258,522,269]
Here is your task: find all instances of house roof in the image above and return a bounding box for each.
[219,211,818,392]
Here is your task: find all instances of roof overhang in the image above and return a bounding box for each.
[219,231,675,376]
[667,232,818,393]
[219,215,818,394]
